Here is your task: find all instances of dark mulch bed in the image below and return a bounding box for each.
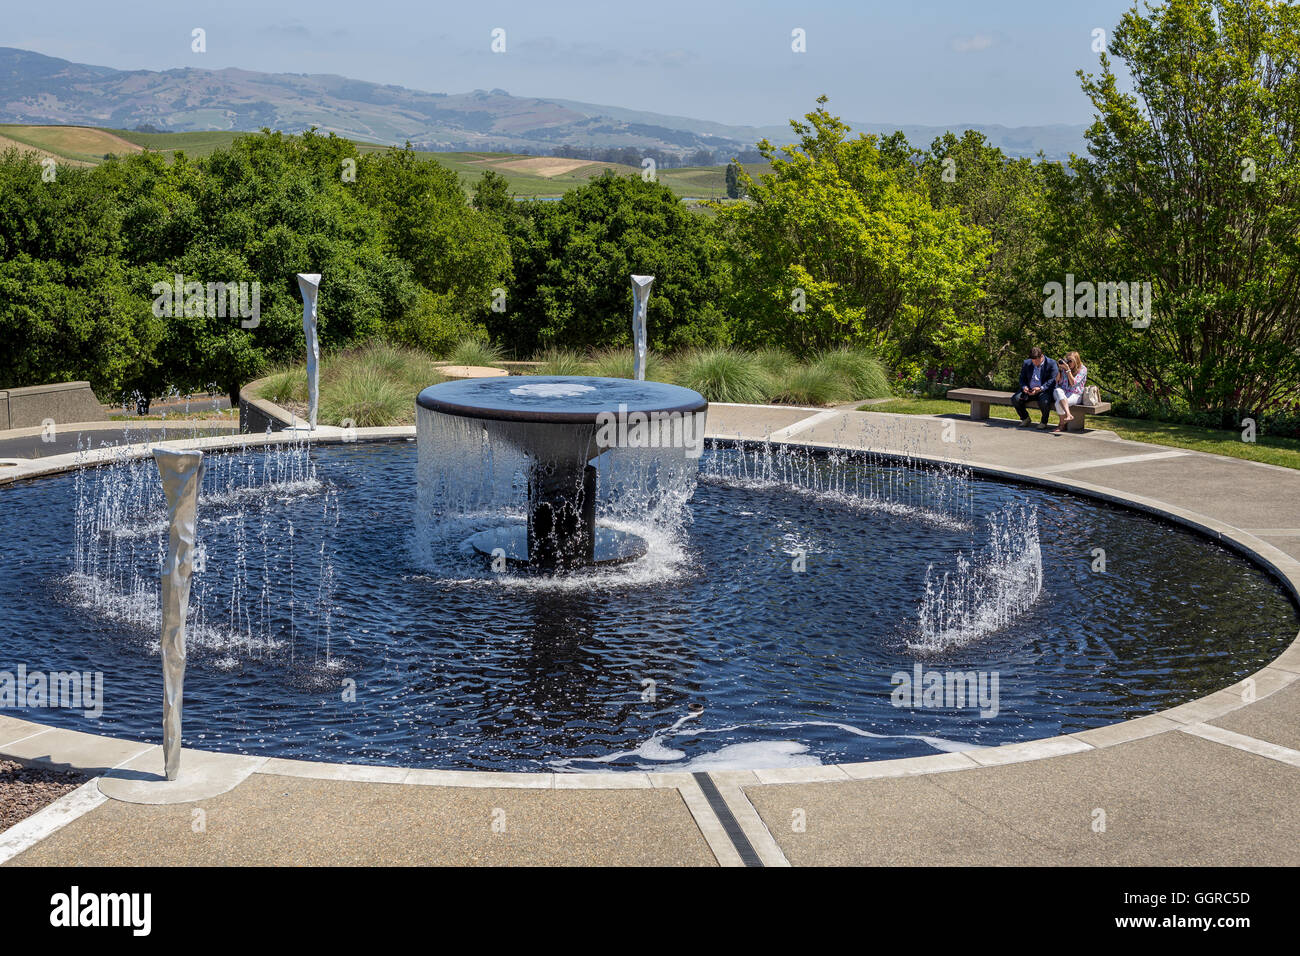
[0,760,87,834]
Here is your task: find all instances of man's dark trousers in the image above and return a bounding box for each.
[1013,390,1053,424]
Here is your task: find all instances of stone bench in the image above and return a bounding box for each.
[946,387,1111,433]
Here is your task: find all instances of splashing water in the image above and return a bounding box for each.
[699,436,974,531]
[412,405,700,588]
[66,434,340,673]
[913,505,1043,653]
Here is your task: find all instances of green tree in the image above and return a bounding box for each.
[356,146,511,322]
[1053,0,1300,415]
[472,169,516,218]
[136,130,413,403]
[915,131,1051,387]
[0,152,165,401]
[0,131,515,403]
[715,99,989,362]
[724,161,744,199]
[495,173,729,355]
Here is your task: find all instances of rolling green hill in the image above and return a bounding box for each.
[0,123,143,164]
[2,124,765,199]
[109,128,244,158]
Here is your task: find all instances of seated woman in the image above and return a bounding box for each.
[1053,351,1087,433]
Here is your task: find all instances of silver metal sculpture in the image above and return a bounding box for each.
[154,447,204,781]
[630,275,654,381]
[297,273,322,429]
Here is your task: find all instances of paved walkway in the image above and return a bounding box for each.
[0,419,237,464]
[2,406,1298,866]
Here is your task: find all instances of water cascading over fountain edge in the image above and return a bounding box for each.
[415,376,708,572]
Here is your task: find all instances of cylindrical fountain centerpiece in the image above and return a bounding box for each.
[416,376,708,570]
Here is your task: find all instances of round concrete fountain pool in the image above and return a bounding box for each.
[0,436,1295,772]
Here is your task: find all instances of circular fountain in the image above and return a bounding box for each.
[2,412,1298,773]
[416,376,708,570]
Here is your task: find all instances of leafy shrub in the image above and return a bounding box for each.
[1110,395,1300,439]
[387,290,480,357]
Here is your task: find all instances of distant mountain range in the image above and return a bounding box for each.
[0,47,1088,161]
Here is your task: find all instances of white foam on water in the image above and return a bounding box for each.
[551,713,981,772]
[779,529,823,556]
[61,572,288,657]
[200,478,322,509]
[408,524,691,593]
[781,719,984,754]
[551,711,702,767]
[664,741,822,771]
[508,382,597,398]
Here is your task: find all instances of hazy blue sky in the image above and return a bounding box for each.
[7,0,1139,127]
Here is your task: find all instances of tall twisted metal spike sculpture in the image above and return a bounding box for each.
[297,273,322,430]
[630,275,654,382]
[154,447,204,781]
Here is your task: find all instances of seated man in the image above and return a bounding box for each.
[1012,347,1059,427]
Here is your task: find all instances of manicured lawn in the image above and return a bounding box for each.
[862,397,1300,471]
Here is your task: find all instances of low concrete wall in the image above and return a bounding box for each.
[0,382,105,430]
[238,379,295,433]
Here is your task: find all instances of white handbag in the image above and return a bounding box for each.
[1083,385,1101,405]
